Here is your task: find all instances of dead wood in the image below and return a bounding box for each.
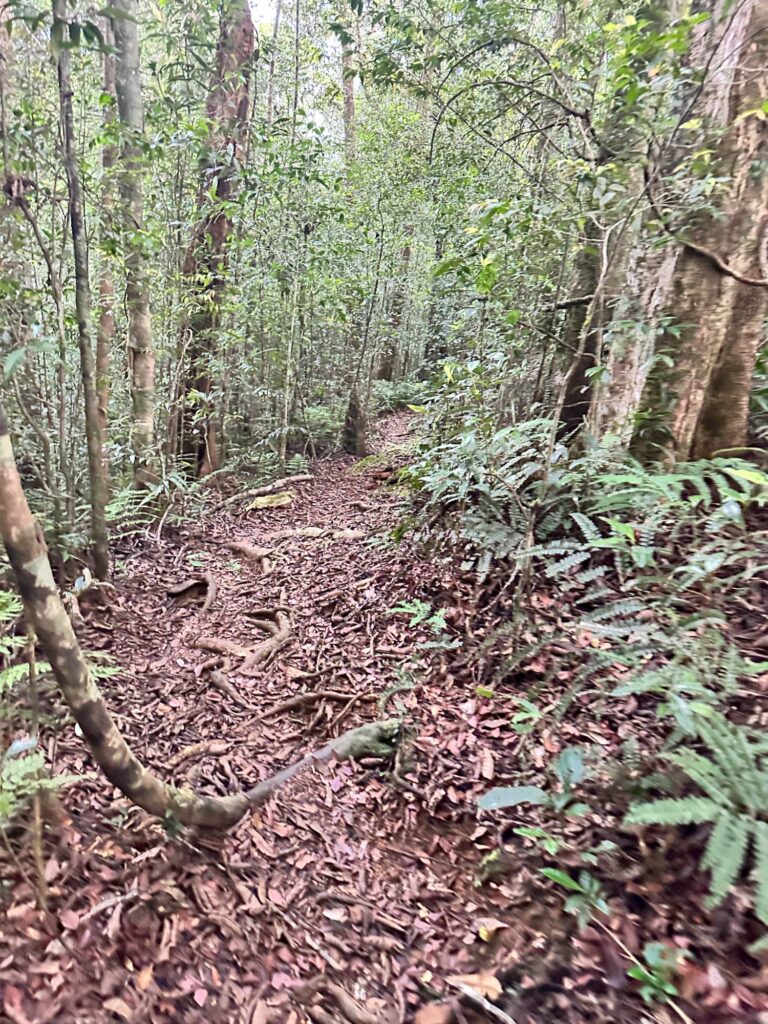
[207,474,313,515]
[257,690,375,721]
[243,720,400,804]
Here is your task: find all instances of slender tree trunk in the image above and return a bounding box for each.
[265,0,282,128]
[181,0,255,476]
[112,0,158,486]
[340,13,356,167]
[53,0,109,579]
[96,22,115,491]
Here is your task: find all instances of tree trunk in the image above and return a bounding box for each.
[340,12,356,167]
[53,0,109,579]
[96,21,115,491]
[111,0,158,487]
[593,0,768,459]
[181,0,255,477]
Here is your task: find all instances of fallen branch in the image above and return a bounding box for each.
[195,636,250,659]
[257,690,375,721]
[206,474,313,515]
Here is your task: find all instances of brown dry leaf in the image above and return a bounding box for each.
[476,916,508,942]
[3,986,31,1024]
[103,997,133,1020]
[59,908,80,931]
[137,964,154,991]
[414,1003,454,1024]
[480,749,495,780]
[446,971,502,1000]
[250,1000,270,1024]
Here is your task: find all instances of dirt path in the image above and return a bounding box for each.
[1,415,525,1024]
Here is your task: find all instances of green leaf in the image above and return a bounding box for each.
[704,813,749,905]
[539,867,584,891]
[478,785,548,810]
[3,347,26,380]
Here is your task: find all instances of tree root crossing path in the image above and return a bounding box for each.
[2,415,517,1024]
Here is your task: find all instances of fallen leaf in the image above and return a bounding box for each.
[414,1003,454,1024]
[3,985,31,1024]
[193,987,208,1006]
[446,971,502,1000]
[248,492,293,509]
[476,916,508,942]
[59,908,80,931]
[137,964,154,991]
[250,1000,270,1024]
[323,906,348,923]
[103,997,133,1020]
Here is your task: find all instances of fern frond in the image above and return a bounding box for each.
[753,821,768,925]
[626,797,720,826]
[703,813,750,905]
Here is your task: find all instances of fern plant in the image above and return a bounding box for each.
[627,714,768,923]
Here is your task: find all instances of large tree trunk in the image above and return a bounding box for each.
[180,0,255,477]
[112,0,158,487]
[53,0,110,579]
[592,0,768,459]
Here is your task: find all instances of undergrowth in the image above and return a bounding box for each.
[404,366,768,961]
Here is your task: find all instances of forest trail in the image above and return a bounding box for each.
[2,415,520,1024]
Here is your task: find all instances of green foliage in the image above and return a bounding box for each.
[479,745,590,816]
[627,714,768,922]
[539,868,609,930]
[627,943,690,1004]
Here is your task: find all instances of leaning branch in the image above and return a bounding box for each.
[0,401,398,830]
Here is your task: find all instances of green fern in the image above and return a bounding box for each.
[627,714,768,922]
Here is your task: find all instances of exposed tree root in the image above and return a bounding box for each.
[206,474,313,515]
[201,570,217,614]
[298,976,384,1024]
[241,603,292,675]
[257,690,375,721]
[224,540,273,574]
[168,738,231,769]
[209,669,255,711]
[195,603,292,676]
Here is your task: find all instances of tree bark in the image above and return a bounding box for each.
[181,0,255,476]
[53,0,109,579]
[111,0,158,486]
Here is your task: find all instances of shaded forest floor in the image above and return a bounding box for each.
[2,415,767,1024]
